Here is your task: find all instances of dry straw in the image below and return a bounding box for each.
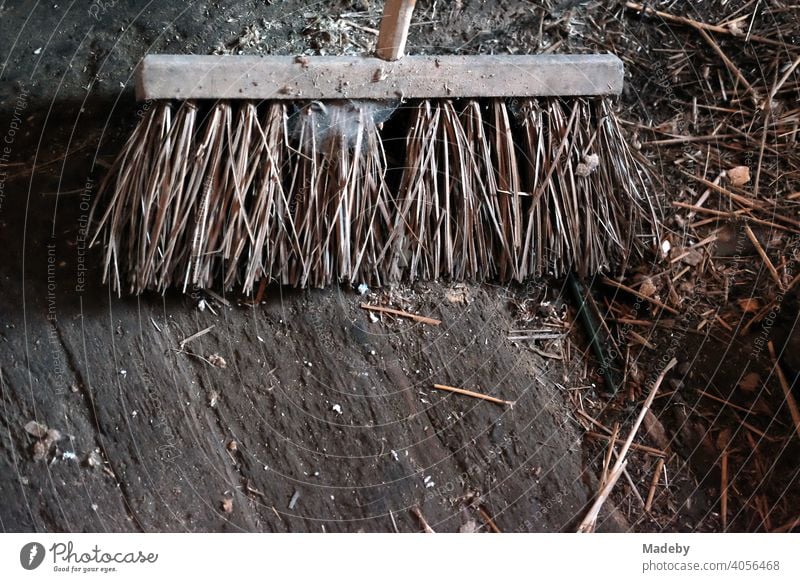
[90,97,660,294]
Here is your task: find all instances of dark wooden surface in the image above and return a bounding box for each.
[0,233,615,531]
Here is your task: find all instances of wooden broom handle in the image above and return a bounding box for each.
[376,0,416,61]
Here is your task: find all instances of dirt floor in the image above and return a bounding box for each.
[1,0,798,532]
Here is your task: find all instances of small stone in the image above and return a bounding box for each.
[208,354,227,369]
[221,498,234,513]
[445,285,470,304]
[575,153,600,177]
[681,249,703,266]
[85,450,103,468]
[583,153,600,170]
[331,404,343,415]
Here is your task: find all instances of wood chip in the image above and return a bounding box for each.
[739,372,760,393]
[726,165,751,186]
[24,420,49,439]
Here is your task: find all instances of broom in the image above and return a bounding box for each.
[89,0,661,295]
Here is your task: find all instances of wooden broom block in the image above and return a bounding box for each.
[135,53,624,101]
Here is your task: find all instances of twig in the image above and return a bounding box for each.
[744,225,782,288]
[584,431,667,457]
[203,289,231,307]
[508,331,565,341]
[602,277,679,315]
[624,2,787,48]
[644,457,665,513]
[753,107,770,198]
[360,303,441,326]
[772,515,800,533]
[680,171,757,208]
[600,423,620,488]
[577,462,627,533]
[695,27,759,104]
[696,388,768,417]
[170,348,218,367]
[766,56,800,106]
[721,448,729,531]
[768,341,800,440]
[339,19,379,35]
[411,506,435,533]
[733,412,782,442]
[432,384,514,407]
[478,506,502,533]
[785,271,800,294]
[629,330,656,349]
[578,358,677,532]
[179,325,215,350]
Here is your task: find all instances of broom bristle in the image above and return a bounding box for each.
[90,97,661,294]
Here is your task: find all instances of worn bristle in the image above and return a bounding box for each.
[285,101,393,288]
[90,97,660,294]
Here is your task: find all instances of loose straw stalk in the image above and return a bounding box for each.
[768,341,800,439]
[644,457,665,513]
[578,358,677,532]
[721,449,729,530]
[360,303,441,326]
[432,384,514,407]
[411,506,435,533]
